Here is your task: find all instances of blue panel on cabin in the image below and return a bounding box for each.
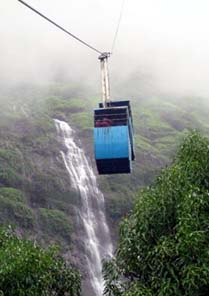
[94,126,130,160]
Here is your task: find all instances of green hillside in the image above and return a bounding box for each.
[0,83,209,243]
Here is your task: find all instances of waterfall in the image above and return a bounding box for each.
[54,119,113,296]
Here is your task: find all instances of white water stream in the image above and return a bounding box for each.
[54,119,113,296]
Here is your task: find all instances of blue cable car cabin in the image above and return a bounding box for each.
[94,100,134,174]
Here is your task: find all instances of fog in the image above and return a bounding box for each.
[1,0,209,98]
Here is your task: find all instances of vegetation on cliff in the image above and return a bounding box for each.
[103,131,209,296]
[0,85,78,248]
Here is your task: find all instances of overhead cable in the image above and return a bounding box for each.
[17,0,102,55]
[111,0,125,54]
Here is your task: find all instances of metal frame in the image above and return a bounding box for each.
[98,52,111,108]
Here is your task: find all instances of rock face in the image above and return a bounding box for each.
[0,86,82,251]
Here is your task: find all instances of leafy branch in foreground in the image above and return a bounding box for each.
[0,226,81,296]
[103,131,209,296]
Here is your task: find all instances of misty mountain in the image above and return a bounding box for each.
[0,83,209,234]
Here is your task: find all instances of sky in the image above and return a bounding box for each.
[1,0,209,98]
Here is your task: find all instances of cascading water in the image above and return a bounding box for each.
[54,119,113,296]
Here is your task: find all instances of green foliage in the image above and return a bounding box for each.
[0,168,22,187]
[0,148,23,187]
[0,196,34,229]
[0,226,81,296]
[107,195,133,221]
[46,96,86,121]
[103,131,209,296]
[29,171,78,209]
[0,187,25,203]
[39,208,72,242]
[71,112,92,130]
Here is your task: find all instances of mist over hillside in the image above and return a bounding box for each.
[1,0,209,99]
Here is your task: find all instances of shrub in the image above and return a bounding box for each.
[103,131,209,296]
[0,196,34,229]
[0,187,25,203]
[39,208,72,242]
[0,226,81,296]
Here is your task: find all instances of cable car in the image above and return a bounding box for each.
[94,100,134,174]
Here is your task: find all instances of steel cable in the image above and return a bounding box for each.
[17,0,102,55]
[111,0,125,53]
